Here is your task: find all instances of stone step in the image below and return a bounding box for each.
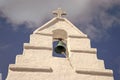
[75,68,113,77]
[9,64,53,72]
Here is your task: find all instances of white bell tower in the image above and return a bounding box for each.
[6,8,114,80]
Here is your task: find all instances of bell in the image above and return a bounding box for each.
[54,40,66,54]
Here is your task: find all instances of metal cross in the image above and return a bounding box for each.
[53,8,67,18]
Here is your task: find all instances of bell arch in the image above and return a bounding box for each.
[52,29,67,40]
[52,29,68,58]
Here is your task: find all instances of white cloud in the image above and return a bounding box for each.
[0,43,12,50]
[0,0,119,41]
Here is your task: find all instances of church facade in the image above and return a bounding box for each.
[6,8,113,80]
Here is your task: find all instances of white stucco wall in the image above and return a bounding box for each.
[6,17,113,80]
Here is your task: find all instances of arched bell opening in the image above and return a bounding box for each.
[52,29,68,58]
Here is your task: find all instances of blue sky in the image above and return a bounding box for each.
[0,0,120,80]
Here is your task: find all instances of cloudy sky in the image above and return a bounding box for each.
[0,0,120,80]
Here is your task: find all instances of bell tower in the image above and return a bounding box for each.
[6,8,114,80]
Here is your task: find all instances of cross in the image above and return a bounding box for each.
[53,8,67,18]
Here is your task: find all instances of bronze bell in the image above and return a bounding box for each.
[54,40,66,54]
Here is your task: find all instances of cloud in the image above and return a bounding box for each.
[0,44,11,50]
[0,0,120,41]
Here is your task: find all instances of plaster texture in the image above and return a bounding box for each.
[6,16,113,80]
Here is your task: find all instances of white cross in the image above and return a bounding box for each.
[53,8,67,18]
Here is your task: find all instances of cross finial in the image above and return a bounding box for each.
[53,8,67,18]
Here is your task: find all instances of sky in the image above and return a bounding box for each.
[0,0,120,80]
